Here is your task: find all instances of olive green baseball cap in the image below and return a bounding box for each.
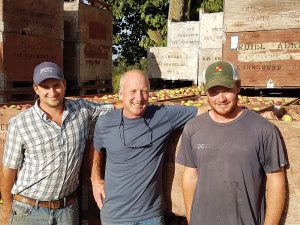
[203,61,240,91]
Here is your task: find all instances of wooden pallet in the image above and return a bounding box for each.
[0,90,35,103]
[0,81,33,91]
[78,79,112,96]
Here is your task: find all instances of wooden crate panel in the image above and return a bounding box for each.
[199,11,224,49]
[64,42,112,82]
[224,0,300,32]
[223,29,300,88]
[64,2,113,43]
[0,107,28,193]
[167,20,200,48]
[198,48,222,84]
[147,47,198,83]
[0,33,63,83]
[0,0,63,40]
[164,119,300,225]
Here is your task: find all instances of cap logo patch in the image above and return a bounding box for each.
[40,67,55,74]
[215,66,222,74]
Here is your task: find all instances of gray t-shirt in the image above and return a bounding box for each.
[93,105,197,224]
[176,109,287,225]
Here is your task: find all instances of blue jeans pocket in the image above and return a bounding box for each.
[67,198,79,212]
[12,200,33,217]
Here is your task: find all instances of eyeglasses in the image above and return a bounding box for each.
[119,110,153,149]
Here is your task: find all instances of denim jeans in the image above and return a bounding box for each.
[101,215,165,225]
[9,199,79,225]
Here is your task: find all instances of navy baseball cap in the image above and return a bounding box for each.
[33,62,64,85]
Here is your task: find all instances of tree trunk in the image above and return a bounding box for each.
[168,0,192,21]
[168,0,185,21]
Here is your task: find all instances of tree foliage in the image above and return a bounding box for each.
[200,0,223,13]
[102,0,169,65]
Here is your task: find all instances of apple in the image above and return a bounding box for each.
[282,114,293,122]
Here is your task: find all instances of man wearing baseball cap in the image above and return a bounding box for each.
[1,62,114,225]
[176,61,287,225]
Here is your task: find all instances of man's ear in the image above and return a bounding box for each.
[33,84,39,95]
[118,89,123,100]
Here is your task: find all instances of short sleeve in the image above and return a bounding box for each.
[164,105,197,130]
[93,116,106,152]
[82,99,114,121]
[176,122,197,168]
[259,125,288,173]
[3,119,24,169]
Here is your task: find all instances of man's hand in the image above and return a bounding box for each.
[91,178,106,209]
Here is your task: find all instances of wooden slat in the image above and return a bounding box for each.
[224,0,300,32]
[223,29,300,88]
[0,32,63,83]
[64,2,113,43]
[1,0,63,39]
[63,42,112,82]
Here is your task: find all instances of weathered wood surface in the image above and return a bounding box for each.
[199,11,224,49]
[224,0,300,32]
[0,32,63,83]
[0,0,63,40]
[148,47,198,83]
[63,2,113,83]
[223,29,300,88]
[167,21,200,48]
[198,48,222,84]
[64,2,113,43]
[63,42,112,82]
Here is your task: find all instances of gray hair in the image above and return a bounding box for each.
[119,69,150,91]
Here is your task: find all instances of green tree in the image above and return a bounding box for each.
[102,0,169,65]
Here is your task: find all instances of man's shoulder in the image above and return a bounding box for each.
[245,109,275,128]
[96,109,120,124]
[9,107,35,124]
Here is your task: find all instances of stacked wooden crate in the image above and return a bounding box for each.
[223,0,300,88]
[0,0,64,102]
[64,0,113,96]
[148,10,224,87]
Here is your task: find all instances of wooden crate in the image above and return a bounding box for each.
[64,1,113,43]
[198,48,222,84]
[224,0,300,32]
[0,90,35,103]
[163,119,300,224]
[63,41,112,84]
[0,105,30,193]
[199,10,224,49]
[147,47,199,83]
[0,0,63,40]
[167,20,200,48]
[223,29,300,88]
[0,32,63,86]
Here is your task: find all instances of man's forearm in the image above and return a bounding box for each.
[264,169,286,225]
[1,167,18,225]
[90,150,105,182]
[182,166,198,223]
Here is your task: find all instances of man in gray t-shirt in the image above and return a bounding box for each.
[176,61,287,225]
[91,70,200,225]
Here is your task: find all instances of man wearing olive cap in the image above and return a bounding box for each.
[176,61,287,225]
[1,62,113,225]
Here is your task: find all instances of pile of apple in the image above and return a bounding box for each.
[149,86,204,102]
[0,104,32,110]
[238,95,294,106]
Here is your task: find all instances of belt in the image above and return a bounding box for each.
[13,190,77,209]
